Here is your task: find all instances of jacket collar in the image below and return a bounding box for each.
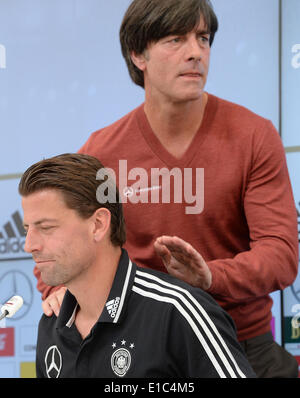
[56,249,136,329]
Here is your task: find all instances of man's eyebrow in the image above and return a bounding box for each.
[23,219,58,228]
[196,29,210,35]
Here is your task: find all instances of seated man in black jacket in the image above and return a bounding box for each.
[19,153,256,378]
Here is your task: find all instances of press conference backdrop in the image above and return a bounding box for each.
[0,0,298,377]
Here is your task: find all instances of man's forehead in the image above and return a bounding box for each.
[23,189,63,204]
[23,217,59,227]
[191,16,209,33]
[22,189,69,218]
[167,16,209,37]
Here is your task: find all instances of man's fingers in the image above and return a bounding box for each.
[50,298,61,317]
[42,296,60,317]
[56,287,67,305]
[42,300,53,317]
[158,236,204,267]
[154,239,171,263]
[158,236,195,256]
[42,287,67,317]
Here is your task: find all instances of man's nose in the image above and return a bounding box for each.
[185,35,203,61]
[24,228,42,253]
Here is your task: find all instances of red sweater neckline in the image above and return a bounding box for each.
[135,93,218,168]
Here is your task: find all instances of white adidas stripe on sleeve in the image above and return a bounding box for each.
[134,270,246,378]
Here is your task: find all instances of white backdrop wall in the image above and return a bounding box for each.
[0,0,298,377]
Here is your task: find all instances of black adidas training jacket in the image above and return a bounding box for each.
[36,249,256,378]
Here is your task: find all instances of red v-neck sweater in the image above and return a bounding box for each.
[34,93,298,341]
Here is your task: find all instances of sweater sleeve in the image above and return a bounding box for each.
[207,120,298,300]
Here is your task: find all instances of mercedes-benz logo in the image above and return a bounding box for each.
[0,270,33,320]
[123,187,134,198]
[45,345,62,378]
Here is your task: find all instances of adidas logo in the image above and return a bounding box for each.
[0,211,26,255]
[106,297,121,318]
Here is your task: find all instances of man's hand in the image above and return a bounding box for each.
[42,287,67,317]
[154,235,212,290]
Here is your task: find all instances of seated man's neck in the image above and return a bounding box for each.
[68,246,122,339]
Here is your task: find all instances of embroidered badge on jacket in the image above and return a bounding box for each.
[111,339,135,377]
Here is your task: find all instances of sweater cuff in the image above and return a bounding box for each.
[206,261,229,297]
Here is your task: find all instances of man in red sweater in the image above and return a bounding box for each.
[33,0,299,377]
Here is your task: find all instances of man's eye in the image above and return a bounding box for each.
[41,226,54,231]
[169,37,181,44]
[198,36,210,45]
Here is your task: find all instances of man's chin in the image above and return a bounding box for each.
[40,273,62,287]
[172,90,205,104]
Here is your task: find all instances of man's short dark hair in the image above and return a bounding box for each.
[120,0,218,88]
[19,153,126,247]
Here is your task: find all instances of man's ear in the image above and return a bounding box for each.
[92,208,111,243]
[130,50,148,72]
